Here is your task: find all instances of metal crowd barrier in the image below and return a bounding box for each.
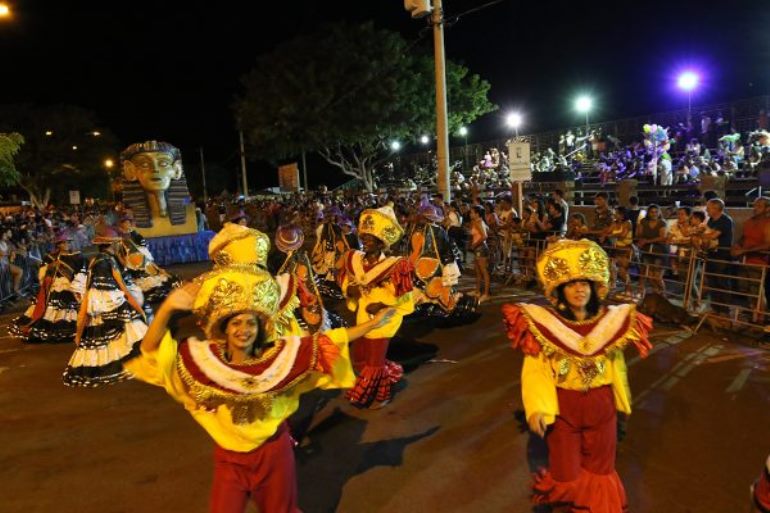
[484,230,770,336]
[0,243,44,309]
[693,247,769,332]
[488,230,536,286]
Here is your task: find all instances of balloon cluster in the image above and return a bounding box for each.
[642,123,671,154]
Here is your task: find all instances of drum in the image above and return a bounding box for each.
[415,257,440,281]
[120,242,146,270]
[125,252,146,270]
[425,277,457,311]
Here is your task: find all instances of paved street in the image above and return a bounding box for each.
[1,265,768,513]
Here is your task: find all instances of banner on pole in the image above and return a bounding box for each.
[507,140,531,182]
[278,163,300,192]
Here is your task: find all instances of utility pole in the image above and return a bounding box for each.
[301,149,308,192]
[432,0,451,203]
[405,0,450,202]
[238,129,249,196]
[199,146,208,203]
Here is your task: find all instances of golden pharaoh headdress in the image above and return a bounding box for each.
[536,239,610,301]
[208,223,270,269]
[358,206,404,248]
[192,266,280,340]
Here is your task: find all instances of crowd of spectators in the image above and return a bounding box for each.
[532,115,770,187]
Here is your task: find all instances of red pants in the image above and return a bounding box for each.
[209,423,301,513]
[346,337,403,407]
[533,386,628,513]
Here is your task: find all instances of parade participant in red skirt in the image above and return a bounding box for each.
[126,259,397,513]
[502,239,653,513]
[753,455,770,513]
[338,206,415,409]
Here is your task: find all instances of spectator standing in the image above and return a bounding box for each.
[636,204,668,296]
[0,229,23,297]
[551,189,570,222]
[731,197,770,319]
[624,196,643,234]
[589,192,612,239]
[701,199,735,314]
[469,205,490,302]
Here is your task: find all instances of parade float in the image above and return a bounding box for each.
[119,140,213,265]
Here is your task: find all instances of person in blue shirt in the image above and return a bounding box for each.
[702,198,734,314]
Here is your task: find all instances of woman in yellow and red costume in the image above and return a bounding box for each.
[501,239,653,512]
[124,224,397,513]
[338,205,415,409]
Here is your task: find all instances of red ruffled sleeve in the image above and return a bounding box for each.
[313,334,341,375]
[501,303,541,356]
[630,311,653,358]
[391,258,414,297]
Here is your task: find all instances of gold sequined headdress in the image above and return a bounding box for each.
[208,223,270,269]
[192,266,280,339]
[358,206,404,248]
[536,239,610,301]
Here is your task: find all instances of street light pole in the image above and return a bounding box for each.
[238,129,249,197]
[464,134,468,169]
[301,149,308,192]
[199,146,208,203]
[432,0,451,203]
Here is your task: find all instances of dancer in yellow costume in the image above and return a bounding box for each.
[125,224,396,513]
[338,206,415,409]
[502,239,653,513]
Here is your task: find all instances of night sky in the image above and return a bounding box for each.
[2,0,769,191]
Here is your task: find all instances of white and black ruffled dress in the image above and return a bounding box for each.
[10,252,87,343]
[62,252,148,387]
[123,230,179,304]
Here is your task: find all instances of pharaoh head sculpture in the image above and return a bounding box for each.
[120,141,191,228]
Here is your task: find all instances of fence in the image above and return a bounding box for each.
[0,243,49,310]
[483,229,770,338]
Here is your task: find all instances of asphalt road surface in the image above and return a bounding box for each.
[1,264,768,513]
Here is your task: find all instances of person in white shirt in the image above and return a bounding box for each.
[496,195,518,230]
[659,155,673,186]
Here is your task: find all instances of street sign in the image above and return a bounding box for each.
[507,140,531,182]
[278,163,300,192]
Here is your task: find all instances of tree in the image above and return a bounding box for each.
[235,22,497,192]
[0,104,118,207]
[0,132,24,186]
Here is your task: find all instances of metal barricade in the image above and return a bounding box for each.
[484,230,572,287]
[692,247,769,332]
[626,244,695,307]
[489,229,532,285]
[0,265,12,303]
